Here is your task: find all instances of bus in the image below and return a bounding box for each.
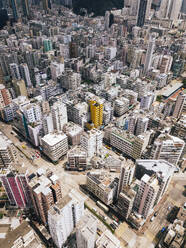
[96,201,109,213]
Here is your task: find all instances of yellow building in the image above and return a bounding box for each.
[89,100,103,128]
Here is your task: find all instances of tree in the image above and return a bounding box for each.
[182,79,186,89]
[156,95,163,102]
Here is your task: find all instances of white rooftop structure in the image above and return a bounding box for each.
[136,160,176,178]
[161,82,183,98]
[96,230,121,248]
[41,133,67,146]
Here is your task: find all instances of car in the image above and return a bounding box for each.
[110,223,116,230]
[168,206,172,210]
[161,227,166,233]
[36,154,40,158]
[154,212,158,217]
[92,208,97,213]
[20,154,24,158]
[104,216,108,221]
[150,216,155,222]
[184,202,186,210]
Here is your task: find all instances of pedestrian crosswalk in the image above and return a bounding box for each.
[148,201,173,234]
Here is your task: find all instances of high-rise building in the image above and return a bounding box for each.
[12,79,27,97]
[128,116,137,134]
[169,0,183,21]
[80,129,103,158]
[41,133,68,162]
[151,133,185,166]
[10,0,19,20]
[51,101,68,132]
[135,117,149,136]
[10,63,21,80]
[43,39,53,52]
[0,169,30,208]
[0,0,3,8]
[117,187,136,219]
[0,132,17,167]
[114,97,129,117]
[67,147,87,170]
[144,36,155,73]
[28,169,62,224]
[140,92,155,110]
[133,174,159,218]
[86,172,118,205]
[76,210,97,248]
[50,61,64,80]
[0,84,12,107]
[22,0,29,17]
[22,103,42,123]
[48,189,85,248]
[60,69,81,90]
[42,113,54,135]
[117,160,135,198]
[89,99,104,128]
[63,122,83,146]
[42,0,48,10]
[135,160,175,205]
[105,11,110,31]
[19,63,32,87]
[137,0,148,27]
[181,0,186,13]
[110,129,144,160]
[173,91,186,119]
[158,0,183,20]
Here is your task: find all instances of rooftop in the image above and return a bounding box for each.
[0,221,43,248]
[41,133,67,146]
[136,159,176,178]
[96,230,121,248]
[161,82,183,98]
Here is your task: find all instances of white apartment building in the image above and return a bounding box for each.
[67,146,87,170]
[117,160,135,197]
[144,36,155,73]
[173,91,186,119]
[60,69,81,90]
[135,160,175,205]
[41,133,68,162]
[19,63,32,87]
[80,129,103,158]
[128,116,137,134]
[151,133,185,166]
[23,103,42,123]
[104,47,117,60]
[60,44,69,59]
[48,190,85,248]
[9,63,21,80]
[0,132,17,167]
[114,97,129,117]
[86,172,118,205]
[110,129,144,160]
[86,45,96,59]
[135,117,149,136]
[50,61,64,80]
[117,188,136,219]
[51,101,68,132]
[42,113,54,135]
[134,174,159,218]
[140,92,154,110]
[76,210,97,248]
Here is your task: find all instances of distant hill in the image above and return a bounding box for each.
[73,0,124,16]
